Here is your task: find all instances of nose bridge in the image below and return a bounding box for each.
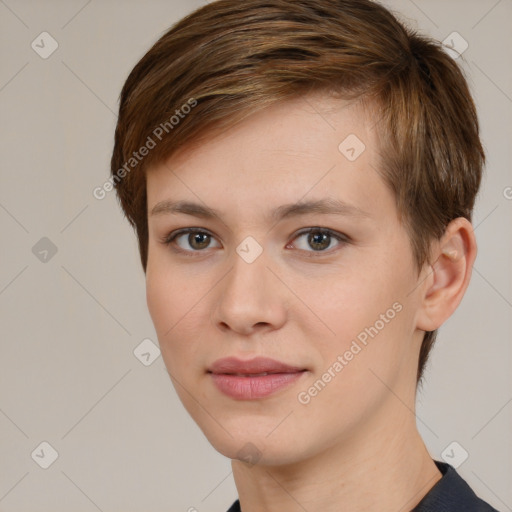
[212,237,285,333]
[224,238,271,305]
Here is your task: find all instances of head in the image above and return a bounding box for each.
[110,0,484,465]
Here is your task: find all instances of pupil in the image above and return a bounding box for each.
[309,232,329,251]
[191,233,209,249]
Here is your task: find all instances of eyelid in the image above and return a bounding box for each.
[161,226,349,256]
[288,227,348,257]
[161,227,219,256]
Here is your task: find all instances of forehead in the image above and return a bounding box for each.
[168,93,374,167]
[146,93,390,220]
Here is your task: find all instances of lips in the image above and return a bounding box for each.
[208,357,307,400]
[208,356,305,375]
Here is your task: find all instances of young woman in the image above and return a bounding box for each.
[110,1,498,510]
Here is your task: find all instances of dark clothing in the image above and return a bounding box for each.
[226,460,500,511]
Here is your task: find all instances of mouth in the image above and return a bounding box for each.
[207,357,308,400]
[217,371,300,377]
[208,356,306,375]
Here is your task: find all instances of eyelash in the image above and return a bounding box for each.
[160,227,349,258]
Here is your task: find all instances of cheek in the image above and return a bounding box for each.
[313,263,402,340]
[145,245,192,329]
[145,253,212,369]
[145,253,187,355]
[295,280,410,432]
[145,258,170,333]
[305,249,413,380]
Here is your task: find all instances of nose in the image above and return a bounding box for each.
[211,245,287,336]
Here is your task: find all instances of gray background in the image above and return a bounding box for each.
[0,0,511,511]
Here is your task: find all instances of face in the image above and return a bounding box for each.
[145,93,427,466]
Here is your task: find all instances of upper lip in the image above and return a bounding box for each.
[208,357,305,375]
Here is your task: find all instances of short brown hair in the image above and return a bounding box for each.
[110,0,485,384]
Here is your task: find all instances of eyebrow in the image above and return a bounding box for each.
[150,197,372,222]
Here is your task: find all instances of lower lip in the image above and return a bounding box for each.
[210,371,306,400]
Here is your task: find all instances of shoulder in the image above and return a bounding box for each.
[413,460,501,512]
[225,461,501,512]
[226,499,240,512]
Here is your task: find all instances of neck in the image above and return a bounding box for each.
[231,407,442,512]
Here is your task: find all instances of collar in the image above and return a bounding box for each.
[226,459,499,512]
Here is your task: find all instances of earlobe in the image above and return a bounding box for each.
[416,218,477,332]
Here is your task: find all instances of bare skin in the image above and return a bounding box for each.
[145,92,476,511]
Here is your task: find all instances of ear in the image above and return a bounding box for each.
[416,217,477,332]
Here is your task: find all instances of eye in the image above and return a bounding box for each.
[161,227,348,256]
[288,227,347,255]
[163,228,220,254]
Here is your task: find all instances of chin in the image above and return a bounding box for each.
[198,424,310,467]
